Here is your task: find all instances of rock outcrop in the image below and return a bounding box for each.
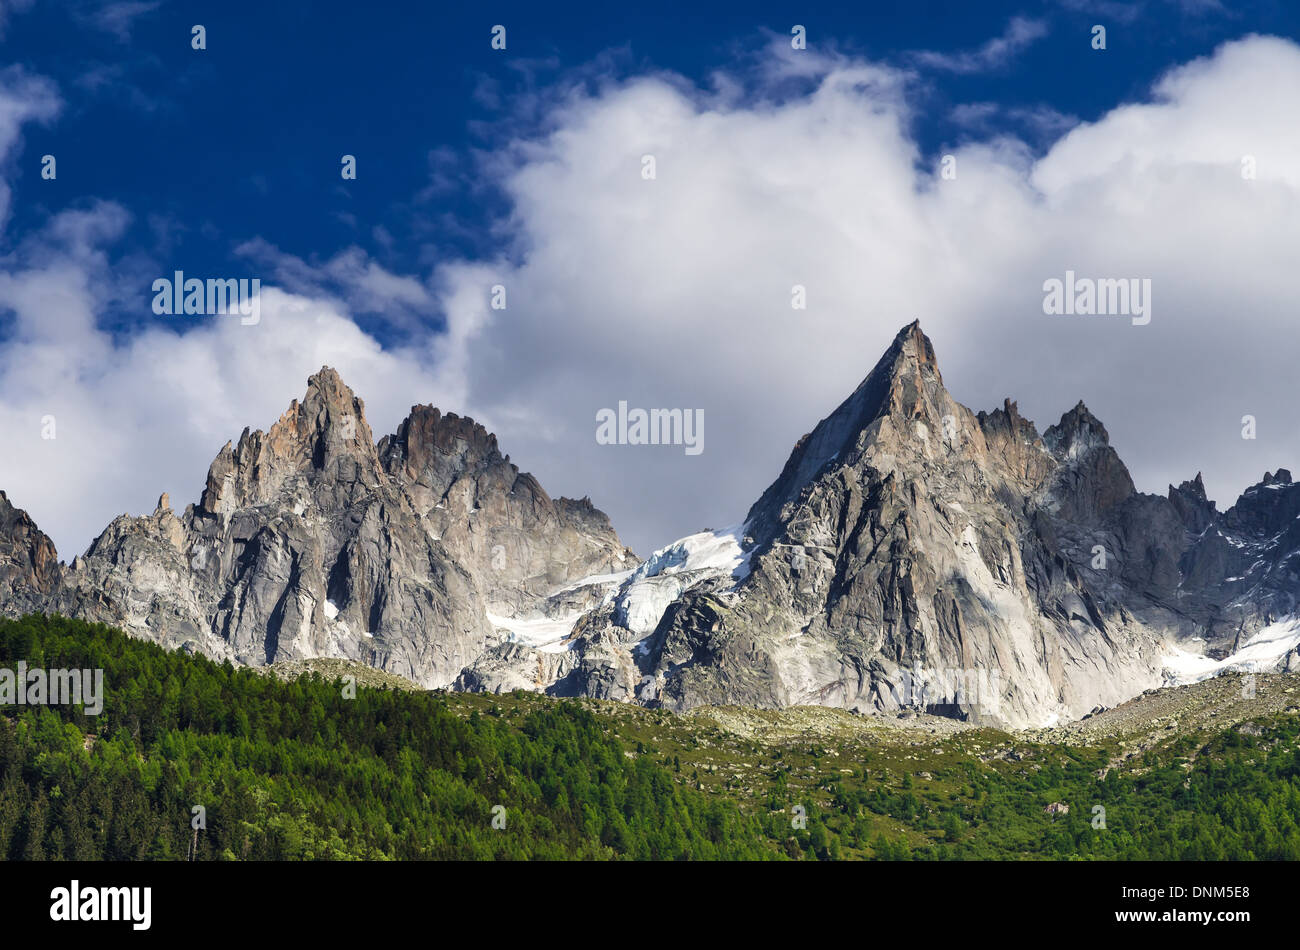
[378,405,631,615]
[0,491,61,615]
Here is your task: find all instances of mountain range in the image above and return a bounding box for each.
[3,321,1298,727]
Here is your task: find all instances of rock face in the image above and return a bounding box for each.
[378,405,631,615]
[0,491,60,615]
[3,324,1299,727]
[630,322,1180,727]
[45,368,631,688]
[464,322,1300,727]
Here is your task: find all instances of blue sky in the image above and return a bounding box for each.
[10,0,1284,325]
[2,0,1300,557]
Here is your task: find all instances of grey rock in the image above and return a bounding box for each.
[0,490,61,616]
[6,324,1300,731]
[45,367,631,688]
[535,321,1300,728]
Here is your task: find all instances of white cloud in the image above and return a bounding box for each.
[0,66,60,228]
[911,16,1048,74]
[425,35,1300,553]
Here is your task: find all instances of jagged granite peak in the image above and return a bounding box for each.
[745,319,948,543]
[629,323,1166,726]
[1168,472,1217,535]
[380,405,504,491]
[6,331,1300,726]
[41,367,630,688]
[380,403,634,614]
[0,490,61,615]
[464,321,1300,728]
[1043,400,1111,460]
[1038,400,1136,527]
[1177,470,1300,633]
[199,366,381,517]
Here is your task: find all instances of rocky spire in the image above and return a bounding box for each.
[1168,472,1216,534]
[744,320,947,541]
[199,367,381,514]
[1043,400,1110,461]
[379,403,633,611]
[378,405,506,507]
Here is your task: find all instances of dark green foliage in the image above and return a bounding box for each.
[3,615,1299,861]
[0,616,773,860]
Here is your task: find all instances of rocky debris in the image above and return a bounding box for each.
[267,656,421,692]
[684,704,976,745]
[1022,671,1300,748]
[1044,802,1070,816]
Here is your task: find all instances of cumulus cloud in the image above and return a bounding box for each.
[235,238,439,335]
[0,205,461,555]
[427,34,1300,554]
[2,34,1300,563]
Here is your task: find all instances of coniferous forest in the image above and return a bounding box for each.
[2,614,1299,861]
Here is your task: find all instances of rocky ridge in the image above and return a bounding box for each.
[3,368,631,688]
[459,322,1300,727]
[3,323,1299,727]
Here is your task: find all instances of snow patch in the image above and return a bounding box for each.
[1163,616,1300,685]
[486,610,583,653]
[612,525,751,635]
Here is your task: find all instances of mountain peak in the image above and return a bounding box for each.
[198,368,380,514]
[1043,400,1110,460]
[0,490,61,606]
[884,319,940,383]
[273,366,376,460]
[1173,471,1208,500]
[304,365,350,403]
[378,404,507,501]
[1169,472,1216,533]
[744,320,947,538]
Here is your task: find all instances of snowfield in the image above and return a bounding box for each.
[485,610,585,654]
[612,525,751,635]
[1163,616,1300,685]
